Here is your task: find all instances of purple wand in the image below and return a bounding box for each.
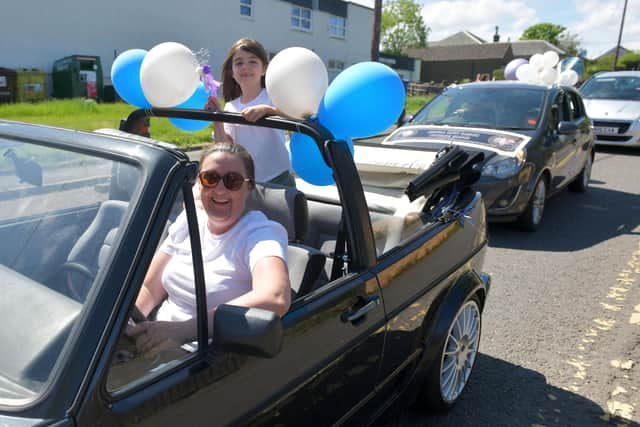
[201,64,220,98]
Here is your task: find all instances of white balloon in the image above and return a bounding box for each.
[540,67,557,85]
[140,42,200,108]
[559,69,579,86]
[529,53,545,72]
[266,47,328,119]
[516,63,535,82]
[543,50,560,69]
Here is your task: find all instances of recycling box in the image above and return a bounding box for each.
[0,67,17,103]
[52,55,103,100]
[14,69,47,102]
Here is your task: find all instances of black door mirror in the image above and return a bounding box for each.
[557,121,578,135]
[213,305,283,358]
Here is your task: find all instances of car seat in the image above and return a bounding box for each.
[59,200,128,301]
[245,183,326,297]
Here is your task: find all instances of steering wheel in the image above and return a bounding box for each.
[59,261,95,301]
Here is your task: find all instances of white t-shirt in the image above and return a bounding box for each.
[223,88,291,182]
[155,209,288,321]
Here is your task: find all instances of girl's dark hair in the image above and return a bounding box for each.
[199,142,255,188]
[220,38,269,102]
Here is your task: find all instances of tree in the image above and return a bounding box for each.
[381,0,429,55]
[521,22,583,57]
[520,23,566,46]
[619,51,640,70]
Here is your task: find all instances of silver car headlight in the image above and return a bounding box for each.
[482,149,526,179]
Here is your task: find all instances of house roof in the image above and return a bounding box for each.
[406,43,512,62]
[430,31,486,46]
[510,40,565,57]
[595,46,630,60]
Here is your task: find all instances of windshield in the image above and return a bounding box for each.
[580,75,640,100]
[412,85,546,130]
[0,138,140,406]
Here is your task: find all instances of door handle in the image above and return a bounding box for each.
[341,296,380,324]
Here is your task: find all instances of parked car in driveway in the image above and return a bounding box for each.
[0,109,490,426]
[382,81,595,231]
[579,70,640,147]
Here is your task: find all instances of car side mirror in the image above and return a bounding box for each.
[213,304,283,358]
[401,114,413,125]
[557,121,578,135]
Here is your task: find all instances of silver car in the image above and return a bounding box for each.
[580,71,640,147]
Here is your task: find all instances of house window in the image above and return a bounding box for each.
[328,60,345,71]
[240,0,252,17]
[291,6,312,31]
[329,15,346,38]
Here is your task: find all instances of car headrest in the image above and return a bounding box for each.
[245,183,309,243]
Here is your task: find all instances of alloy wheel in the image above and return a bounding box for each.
[439,300,481,403]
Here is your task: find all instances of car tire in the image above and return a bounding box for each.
[517,176,547,232]
[569,152,592,193]
[419,295,482,412]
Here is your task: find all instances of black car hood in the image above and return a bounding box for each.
[383,125,533,159]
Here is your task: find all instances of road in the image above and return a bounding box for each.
[393,145,640,426]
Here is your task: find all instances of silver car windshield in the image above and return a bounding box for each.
[412,85,546,131]
[580,76,640,101]
[0,138,140,406]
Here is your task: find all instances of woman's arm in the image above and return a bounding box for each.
[135,251,171,317]
[213,256,291,317]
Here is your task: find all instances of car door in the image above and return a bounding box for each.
[566,90,592,177]
[82,144,386,426]
[547,92,576,191]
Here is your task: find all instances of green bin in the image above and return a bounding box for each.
[0,67,17,103]
[52,55,103,100]
[15,69,47,102]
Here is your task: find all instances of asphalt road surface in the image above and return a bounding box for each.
[392,145,640,426]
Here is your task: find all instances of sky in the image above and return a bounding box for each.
[352,0,639,59]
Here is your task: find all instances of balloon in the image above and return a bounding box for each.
[539,67,557,85]
[529,53,545,72]
[140,42,200,108]
[559,57,585,78]
[266,47,328,119]
[111,49,151,108]
[504,58,528,80]
[515,63,536,83]
[290,132,354,186]
[317,62,405,139]
[543,51,560,69]
[558,69,579,86]
[169,82,210,131]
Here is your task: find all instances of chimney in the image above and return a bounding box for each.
[493,26,500,42]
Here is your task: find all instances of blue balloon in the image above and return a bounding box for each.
[290,132,354,186]
[111,49,151,108]
[317,62,406,139]
[169,83,211,132]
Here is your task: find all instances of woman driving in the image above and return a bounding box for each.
[129,142,291,353]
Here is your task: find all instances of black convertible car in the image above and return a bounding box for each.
[383,81,595,231]
[0,110,489,426]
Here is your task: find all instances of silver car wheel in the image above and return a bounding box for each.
[531,179,546,226]
[439,300,481,403]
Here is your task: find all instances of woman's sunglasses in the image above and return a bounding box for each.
[198,170,252,191]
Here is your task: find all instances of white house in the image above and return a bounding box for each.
[0,0,373,96]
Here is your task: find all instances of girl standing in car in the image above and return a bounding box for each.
[205,38,295,187]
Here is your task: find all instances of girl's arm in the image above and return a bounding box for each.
[205,96,234,143]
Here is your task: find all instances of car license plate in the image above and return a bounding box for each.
[594,126,618,135]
